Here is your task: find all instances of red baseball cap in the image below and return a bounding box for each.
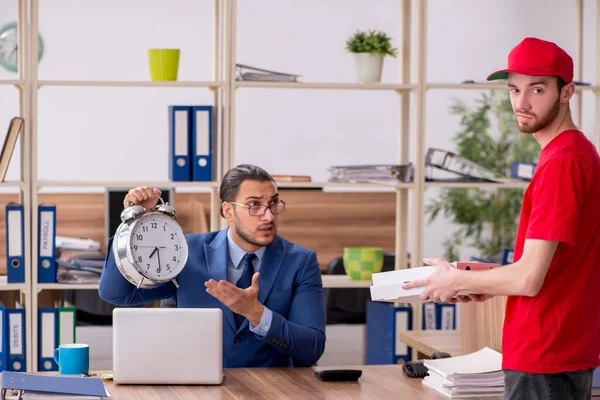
[486,37,573,84]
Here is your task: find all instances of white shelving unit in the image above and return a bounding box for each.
[10,0,599,372]
[0,0,34,373]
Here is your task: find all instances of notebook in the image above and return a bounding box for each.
[112,308,223,385]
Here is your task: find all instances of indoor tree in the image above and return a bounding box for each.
[426,90,539,261]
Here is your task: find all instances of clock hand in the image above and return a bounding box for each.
[149,246,158,259]
[156,247,162,274]
[137,245,166,248]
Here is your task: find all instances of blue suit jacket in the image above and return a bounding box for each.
[98,229,326,368]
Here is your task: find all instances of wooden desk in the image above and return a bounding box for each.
[398,330,462,359]
[96,366,501,399]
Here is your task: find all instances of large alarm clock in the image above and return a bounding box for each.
[0,21,44,72]
[112,198,188,289]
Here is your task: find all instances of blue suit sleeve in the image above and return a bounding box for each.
[98,237,176,306]
[261,251,326,366]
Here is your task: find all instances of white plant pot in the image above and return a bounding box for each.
[353,53,384,83]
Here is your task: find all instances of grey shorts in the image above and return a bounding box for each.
[504,369,593,400]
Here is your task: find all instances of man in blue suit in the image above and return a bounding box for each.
[99,164,326,368]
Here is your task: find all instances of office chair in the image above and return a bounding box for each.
[324,252,397,324]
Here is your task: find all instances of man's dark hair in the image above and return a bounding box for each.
[556,76,567,94]
[219,164,275,217]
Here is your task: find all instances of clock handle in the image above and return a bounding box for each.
[172,278,179,288]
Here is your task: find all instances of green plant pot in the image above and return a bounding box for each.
[148,49,180,81]
[343,247,384,280]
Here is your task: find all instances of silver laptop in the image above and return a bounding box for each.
[112,308,223,385]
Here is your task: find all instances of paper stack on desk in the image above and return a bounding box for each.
[422,347,504,398]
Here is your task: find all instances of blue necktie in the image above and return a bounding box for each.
[235,253,256,328]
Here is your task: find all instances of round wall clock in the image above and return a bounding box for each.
[0,21,44,72]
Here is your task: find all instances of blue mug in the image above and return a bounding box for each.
[54,344,89,375]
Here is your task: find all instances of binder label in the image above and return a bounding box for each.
[441,306,455,330]
[517,163,534,178]
[174,110,189,156]
[7,210,22,257]
[41,312,55,358]
[195,110,210,156]
[40,211,54,258]
[424,303,436,330]
[9,313,22,354]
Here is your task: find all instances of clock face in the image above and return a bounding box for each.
[0,22,44,72]
[128,213,188,281]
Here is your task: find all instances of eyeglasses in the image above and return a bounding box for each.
[229,200,286,216]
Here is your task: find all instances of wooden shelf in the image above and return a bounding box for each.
[424,181,530,189]
[321,275,372,288]
[37,80,224,88]
[427,82,598,92]
[0,180,26,188]
[397,330,462,357]
[0,80,24,86]
[0,276,27,291]
[35,278,370,291]
[235,81,416,91]
[276,181,414,190]
[37,180,220,189]
[36,283,99,292]
[426,82,508,90]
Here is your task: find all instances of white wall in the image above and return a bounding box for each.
[0,0,596,261]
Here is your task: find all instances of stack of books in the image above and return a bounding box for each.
[235,64,300,82]
[422,347,504,398]
[425,148,509,183]
[328,164,413,184]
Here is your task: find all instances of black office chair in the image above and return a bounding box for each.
[324,252,398,324]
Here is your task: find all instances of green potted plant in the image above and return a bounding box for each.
[426,91,539,261]
[346,29,397,83]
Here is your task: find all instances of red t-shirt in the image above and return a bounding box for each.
[502,130,600,373]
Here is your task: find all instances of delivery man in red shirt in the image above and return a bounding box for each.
[403,37,600,400]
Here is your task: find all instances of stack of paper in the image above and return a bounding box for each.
[328,164,413,184]
[370,266,474,303]
[235,64,300,82]
[422,347,504,398]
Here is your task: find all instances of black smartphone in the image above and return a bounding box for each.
[314,369,362,382]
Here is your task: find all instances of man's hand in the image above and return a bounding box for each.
[124,186,161,210]
[204,272,264,325]
[402,257,464,302]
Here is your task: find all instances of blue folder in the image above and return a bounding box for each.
[37,204,57,283]
[168,105,192,181]
[6,306,26,372]
[0,303,7,371]
[5,202,24,283]
[191,105,213,182]
[1,371,109,397]
[38,308,58,371]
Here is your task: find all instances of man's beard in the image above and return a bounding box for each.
[516,98,560,134]
[233,213,276,248]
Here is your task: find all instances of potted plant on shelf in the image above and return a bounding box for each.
[345,29,398,83]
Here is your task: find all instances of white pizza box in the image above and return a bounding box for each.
[370,266,474,303]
